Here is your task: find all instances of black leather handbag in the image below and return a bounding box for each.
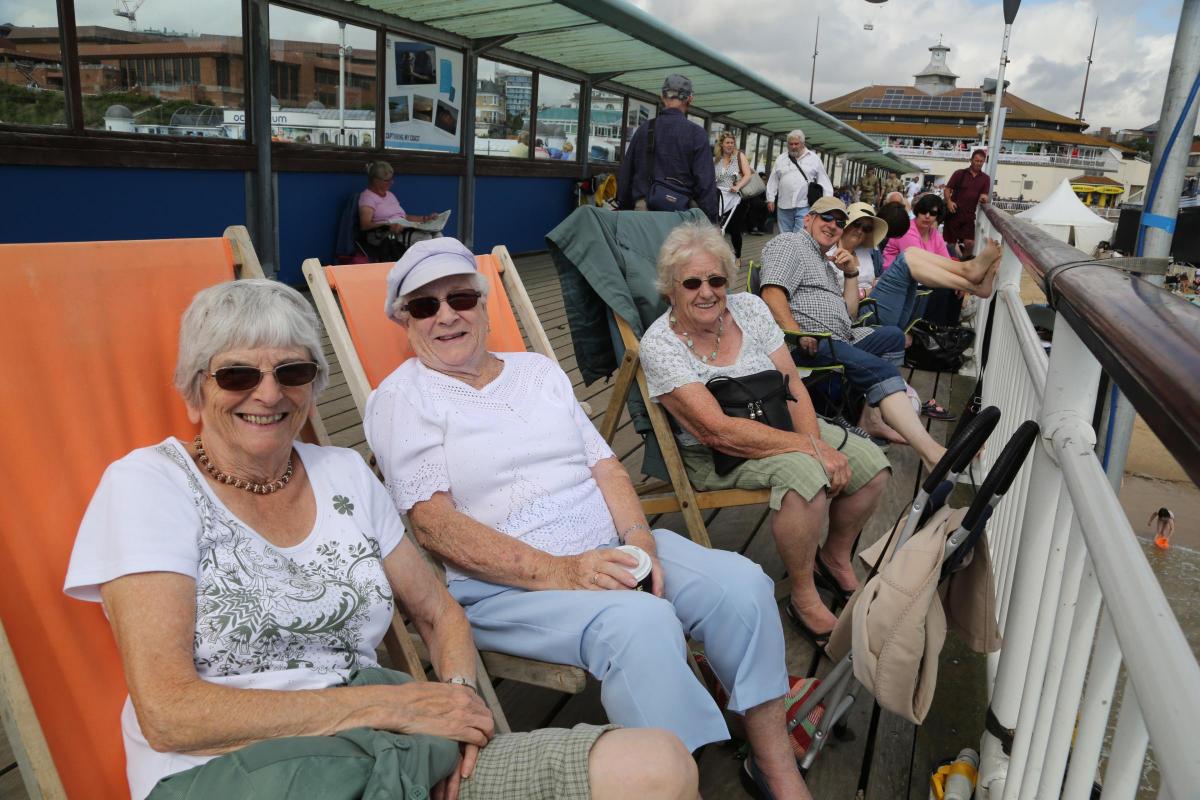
[705,370,796,476]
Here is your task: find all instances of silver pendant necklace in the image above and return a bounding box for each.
[670,311,724,363]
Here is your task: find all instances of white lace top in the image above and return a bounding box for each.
[640,292,786,447]
[714,153,742,215]
[364,352,618,582]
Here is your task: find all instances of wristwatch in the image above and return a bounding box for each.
[446,675,478,693]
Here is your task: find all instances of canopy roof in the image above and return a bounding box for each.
[351,0,920,173]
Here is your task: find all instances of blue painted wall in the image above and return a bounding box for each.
[0,165,574,284]
[0,165,246,244]
[276,171,459,285]
[474,176,576,255]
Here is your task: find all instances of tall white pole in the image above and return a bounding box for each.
[985,23,1012,187]
[809,17,819,104]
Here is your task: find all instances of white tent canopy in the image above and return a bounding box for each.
[1016,178,1115,255]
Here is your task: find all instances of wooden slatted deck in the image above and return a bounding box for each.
[1,232,982,799]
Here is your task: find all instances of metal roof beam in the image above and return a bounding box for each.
[471,34,519,56]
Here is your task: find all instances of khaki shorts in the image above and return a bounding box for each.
[680,419,890,508]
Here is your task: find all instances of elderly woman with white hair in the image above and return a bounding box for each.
[359,160,439,261]
[765,129,834,233]
[65,279,696,800]
[365,238,814,799]
[638,223,890,654]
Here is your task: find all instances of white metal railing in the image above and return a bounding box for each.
[970,212,1200,799]
[885,145,1108,170]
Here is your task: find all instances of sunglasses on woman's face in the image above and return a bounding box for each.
[403,290,482,319]
[817,212,848,229]
[917,208,941,217]
[678,275,729,290]
[208,361,319,392]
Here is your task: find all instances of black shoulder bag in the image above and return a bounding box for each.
[789,155,825,207]
[643,118,692,212]
[704,370,796,476]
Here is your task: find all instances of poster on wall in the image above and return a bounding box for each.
[385,35,462,153]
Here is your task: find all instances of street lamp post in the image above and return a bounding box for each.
[985,1,1022,187]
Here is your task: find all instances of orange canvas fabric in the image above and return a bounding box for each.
[327,254,528,389]
[0,238,236,799]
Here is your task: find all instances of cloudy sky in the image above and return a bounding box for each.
[630,0,1191,134]
[4,0,1192,133]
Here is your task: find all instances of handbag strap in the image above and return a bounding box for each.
[641,118,658,201]
[788,154,812,186]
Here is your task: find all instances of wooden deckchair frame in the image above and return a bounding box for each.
[599,314,770,549]
[301,247,588,733]
[0,225,267,800]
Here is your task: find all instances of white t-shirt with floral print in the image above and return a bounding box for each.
[364,352,618,582]
[640,292,786,447]
[64,439,405,800]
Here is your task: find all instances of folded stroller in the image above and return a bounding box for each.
[793,409,1040,771]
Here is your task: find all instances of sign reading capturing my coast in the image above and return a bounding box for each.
[385,35,463,154]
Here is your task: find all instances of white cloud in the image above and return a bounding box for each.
[630,0,1191,134]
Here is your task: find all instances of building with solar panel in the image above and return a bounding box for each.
[818,43,1149,211]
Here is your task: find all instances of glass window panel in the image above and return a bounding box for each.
[385,33,461,153]
[71,0,243,136]
[624,97,654,154]
[587,88,622,162]
[746,133,761,173]
[476,58,529,157]
[708,119,725,150]
[0,0,66,127]
[535,73,578,160]
[687,112,705,132]
[266,6,375,147]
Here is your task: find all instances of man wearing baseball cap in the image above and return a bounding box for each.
[758,196,953,473]
[617,74,718,222]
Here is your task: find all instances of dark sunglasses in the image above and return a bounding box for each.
[403,290,482,319]
[678,275,729,290]
[817,212,847,229]
[208,361,319,392]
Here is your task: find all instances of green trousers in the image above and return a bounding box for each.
[148,668,459,800]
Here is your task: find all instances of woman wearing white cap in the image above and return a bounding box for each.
[366,238,814,800]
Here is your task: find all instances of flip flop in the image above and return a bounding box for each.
[739,754,777,800]
[812,551,855,605]
[784,601,833,651]
[921,399,957,421]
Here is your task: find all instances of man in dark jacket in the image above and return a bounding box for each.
[618,74,718,222]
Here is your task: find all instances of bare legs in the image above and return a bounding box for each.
[878,392,945,472]
[772,490,835,633]
[819,470,889,591]
[901,239,1002,297]
[589,728,699,799]
[743,699,814,799]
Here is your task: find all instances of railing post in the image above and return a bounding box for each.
[979,318,1100,800]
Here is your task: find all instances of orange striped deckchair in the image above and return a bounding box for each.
[0,227,264,799]
[302,247,589,721]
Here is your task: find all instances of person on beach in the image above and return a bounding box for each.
[1149,507,1175,550]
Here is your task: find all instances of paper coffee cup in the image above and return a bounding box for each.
[615,545,653,592]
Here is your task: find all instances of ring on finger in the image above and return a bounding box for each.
[591,571,599,585]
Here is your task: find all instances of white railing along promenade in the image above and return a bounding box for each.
[970,206,1200,799]
[886,145,1108,171]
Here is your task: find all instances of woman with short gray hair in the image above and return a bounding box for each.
[640,220,890,673]
[359,160,438,261]
[66,278,696,800]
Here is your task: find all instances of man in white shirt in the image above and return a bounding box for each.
[906,176,922,203]
[766,128,833,233]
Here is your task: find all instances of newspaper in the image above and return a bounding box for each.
[389,209,451,233]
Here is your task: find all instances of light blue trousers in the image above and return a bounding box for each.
[776,205,809,233]
[448,530,789,752]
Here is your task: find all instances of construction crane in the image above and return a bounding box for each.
[113,0,146,30]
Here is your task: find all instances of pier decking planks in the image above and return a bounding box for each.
[0,232,982,800]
